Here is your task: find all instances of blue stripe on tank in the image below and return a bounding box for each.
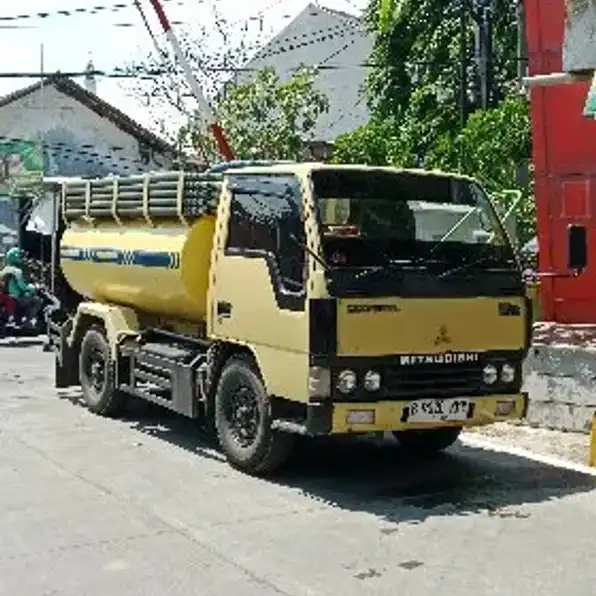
[60,246,180,270]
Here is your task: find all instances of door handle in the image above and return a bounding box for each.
[217,300,232,317]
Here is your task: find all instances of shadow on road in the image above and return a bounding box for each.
[60,392,596,525]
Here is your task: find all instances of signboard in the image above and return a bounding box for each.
[0,139,43,197]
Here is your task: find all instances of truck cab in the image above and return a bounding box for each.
[210,163,528,430]
[51,162,530,476]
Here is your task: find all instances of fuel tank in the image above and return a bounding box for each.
[60,216,217,322]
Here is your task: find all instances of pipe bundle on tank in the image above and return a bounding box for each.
[62,171,223,223]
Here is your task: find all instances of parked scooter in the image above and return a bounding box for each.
[0,284,60,338]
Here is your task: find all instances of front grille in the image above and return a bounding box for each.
[383,363,482,398]
[328,351,523,401]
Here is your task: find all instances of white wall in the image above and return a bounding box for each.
[0,85,169,178]
[563,3,596,72]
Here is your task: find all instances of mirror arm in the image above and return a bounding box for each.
[536,269,583,279]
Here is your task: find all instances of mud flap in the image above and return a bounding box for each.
[55,346,79,388]
[54,320,79,389]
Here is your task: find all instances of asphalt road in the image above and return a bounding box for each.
[1,340,596,596]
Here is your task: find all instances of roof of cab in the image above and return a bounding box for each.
[218,161,477,182]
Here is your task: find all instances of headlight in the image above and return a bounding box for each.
[337,369,357,394]
[482,364,498,385]
[501,363,516,384]
[363,370,381,392]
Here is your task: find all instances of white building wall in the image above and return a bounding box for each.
[0,85,169,178]
[563,2,596,72]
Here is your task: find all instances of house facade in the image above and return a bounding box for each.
[525,0,596,323]
[0,75,175,180]
[0,74,176,254]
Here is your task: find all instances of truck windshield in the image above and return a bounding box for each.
[311,168,516,272]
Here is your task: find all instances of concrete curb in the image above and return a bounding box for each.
[524,344,596,434]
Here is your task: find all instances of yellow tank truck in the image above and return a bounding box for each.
[48,161,531,475]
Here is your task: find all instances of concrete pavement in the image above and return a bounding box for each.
[1,340,596,596]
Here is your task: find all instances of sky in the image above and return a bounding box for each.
[1,0,368,138]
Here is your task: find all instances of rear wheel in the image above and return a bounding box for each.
[79,326,125,417]
[214,355,294,476]
[393,427,462,456]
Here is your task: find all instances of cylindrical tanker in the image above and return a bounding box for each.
[59,171,222,323]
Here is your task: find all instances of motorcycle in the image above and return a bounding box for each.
[0,284,60,339]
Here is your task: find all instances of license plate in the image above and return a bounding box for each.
[406,398,471,423]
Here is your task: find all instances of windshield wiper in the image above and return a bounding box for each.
[438,255,515,279]
[354,265,391,283]
[353,257,427,283]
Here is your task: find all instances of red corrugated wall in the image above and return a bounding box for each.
[526,0,596,322]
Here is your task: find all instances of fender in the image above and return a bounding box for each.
[67,302,140,358]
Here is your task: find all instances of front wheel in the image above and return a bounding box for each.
[214,355,294,476]
[79,326,125,417]
[393,427,462,456]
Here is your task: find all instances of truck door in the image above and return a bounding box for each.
[209,173,309,401]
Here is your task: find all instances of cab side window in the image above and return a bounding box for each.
[226,175,306,305]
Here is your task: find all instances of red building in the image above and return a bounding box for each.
[525,0,596,323]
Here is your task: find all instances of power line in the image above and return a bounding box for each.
[0,64,374,79]
[0,0,185,23]
[0,21,378,80]
[0,57,529,80]
[1,2,131,22]
[0,0,293,29]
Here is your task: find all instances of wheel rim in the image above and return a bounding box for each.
[224,383,260,448]
[86,347,106,394]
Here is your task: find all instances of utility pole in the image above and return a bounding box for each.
[474,0,493,109]
[459,3,468,129]
[516,0,528,87]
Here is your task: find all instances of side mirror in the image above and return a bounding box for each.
[473,230,491,243]
[568,224,587,272]
[503,213,519,248]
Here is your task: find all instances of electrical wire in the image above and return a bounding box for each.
[0,14,373,79]
[1,2,131,22]
[133,0,167,58]
[0,0,185,23]
[0,21,375,80]
[0,0,295,31]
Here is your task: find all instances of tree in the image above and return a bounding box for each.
[331,118,398,165]
[429,96,535,244]
[126,6,329,163]
[367,0,520,121]
[346,0,521,168]
[181,66,329,162]
[332,0,534,242]
[333,95,534,243]
[123,5,267,143]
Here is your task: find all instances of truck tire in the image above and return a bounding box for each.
[393,427,462,456]
[214,355,294,476]
[79,326,125,417]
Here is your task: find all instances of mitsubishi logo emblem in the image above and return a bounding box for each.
[434,324,452,346]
